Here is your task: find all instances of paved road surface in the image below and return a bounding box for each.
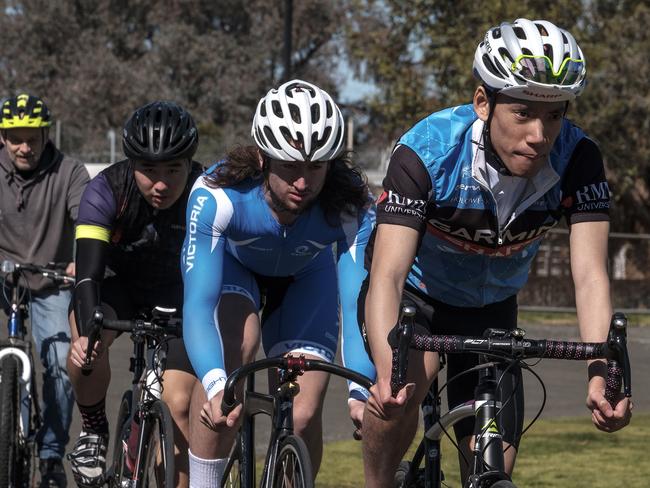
[29,322,648,484]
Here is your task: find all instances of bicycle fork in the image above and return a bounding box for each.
[0,347,36,439]
[468,362,508,487]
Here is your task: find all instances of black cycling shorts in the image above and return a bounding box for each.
[358,279,525,448]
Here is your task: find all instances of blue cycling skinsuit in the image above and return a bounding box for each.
[182,165,376,401]
[357,103,610,443]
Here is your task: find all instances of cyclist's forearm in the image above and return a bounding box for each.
[570,220,611,344]
[74,237,108,335]
[365,275,404,379]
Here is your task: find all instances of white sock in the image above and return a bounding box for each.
[189,450,228,488]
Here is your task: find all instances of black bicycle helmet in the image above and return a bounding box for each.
[0,93,52,128]
[122,101,198,161]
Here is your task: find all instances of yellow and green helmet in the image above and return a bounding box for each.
[0,93,52,129]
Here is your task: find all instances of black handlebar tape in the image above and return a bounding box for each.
[604,360,624,407]
[542,340,605,360]
[102,319,136,332]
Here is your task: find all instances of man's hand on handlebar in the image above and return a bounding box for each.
[349,398,366,440]
[367,376,415,421]
[587,376,633,433]
[200,391,242,432]
[70,335,105,368]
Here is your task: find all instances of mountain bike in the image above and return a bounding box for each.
[390,304,632,488]
[0,260,74,487]
[219,354,374,488]
[84,306,180,487]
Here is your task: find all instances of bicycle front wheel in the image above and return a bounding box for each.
[140,399,175,487]
[110,391,133,487]
[271,435,313,488]
[0,356,22,487]
[489,481,517,488]
[222,442,242,488]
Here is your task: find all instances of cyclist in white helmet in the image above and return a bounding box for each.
[182,79,375,486]
[358,18,633,487]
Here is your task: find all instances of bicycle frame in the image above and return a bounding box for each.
[402,365,511,488]
[235,367,302,488]
[392,307,631,488]
[222,355,374,488]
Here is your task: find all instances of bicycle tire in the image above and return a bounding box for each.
[489,481,517,488]
[140,399,175,487]
[110,390,133,488]
[0,356,22,487]
[270,435,314,488]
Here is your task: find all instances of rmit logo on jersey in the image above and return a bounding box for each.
[575,182,610,211]
[184,195,208,272]
[377,190,426,219]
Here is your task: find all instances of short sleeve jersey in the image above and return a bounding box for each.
[370,104,610,307]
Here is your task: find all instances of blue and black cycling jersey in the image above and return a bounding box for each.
[369,103,610,307]
[73,159,203,334]
[182,165,376,400]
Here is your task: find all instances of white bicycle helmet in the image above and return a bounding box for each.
[473,18,586,101]
[252,79,345,162]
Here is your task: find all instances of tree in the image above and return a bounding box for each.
[342,0,650,231]
[0,0,345,162]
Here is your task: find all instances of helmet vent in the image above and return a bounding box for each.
[272,101,283,118]
[493,28,502,39]
[289,103,301,124]
[481,54,502,78]
[332,125,342,149]
[311,103,320,123]
[325,101,333,118]
[321,126,332,144]
[543,44,553,61]
[537,24,549,36]
[513,26,526,39]
[498,48,514,65]
[280,126,294,147]
[263,126,281,150]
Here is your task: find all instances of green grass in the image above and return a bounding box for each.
[316,413,650,487]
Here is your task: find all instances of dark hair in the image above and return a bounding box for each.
[204,146,371,223]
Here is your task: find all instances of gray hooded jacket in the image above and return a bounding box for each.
[0,141,89,294]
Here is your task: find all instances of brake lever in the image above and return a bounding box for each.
[82,308,104,376]
[608,312,632,398]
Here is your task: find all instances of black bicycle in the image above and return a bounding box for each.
[219,354,374,488]
[84,306,180,487]
[0,260,74,487]
[390,304,632,488]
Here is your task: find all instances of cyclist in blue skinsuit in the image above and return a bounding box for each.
[182,79,375,486]
[359,19,633,487]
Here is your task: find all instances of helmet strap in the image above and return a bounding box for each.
[481,87,512,177]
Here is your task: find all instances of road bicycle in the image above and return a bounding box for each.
[84,306,180,487]
[390,304,632,488]
[0,260,74,487]
[219,354,374,488]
